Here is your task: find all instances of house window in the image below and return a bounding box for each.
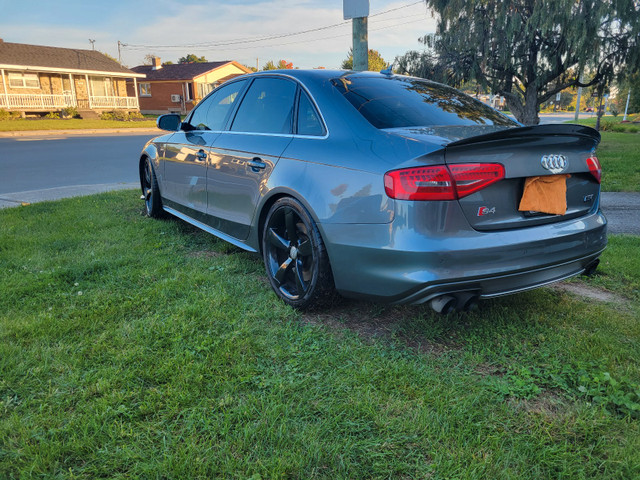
[90,77,115,97]
[140,83,151,97]
[197,82,215,99]
[8,72,40,89]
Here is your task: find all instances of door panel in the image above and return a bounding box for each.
[208,134,292,239]
[163,131,218,212]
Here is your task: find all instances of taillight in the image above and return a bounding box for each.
[586,155,602,184]
[384,163,505,201]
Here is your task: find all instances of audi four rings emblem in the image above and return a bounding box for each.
[540,154,568,174]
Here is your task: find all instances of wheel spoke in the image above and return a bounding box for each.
[274,257,293,286]
[297,239,312,257]
[285,209,298,243]
[267,228,289,251]
[144,187,152,200]
[145,164,151,186]
[294,260,307,294]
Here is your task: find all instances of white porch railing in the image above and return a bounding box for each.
[1,93,76,109]
[1,93,139,110]
[90,95,139,109]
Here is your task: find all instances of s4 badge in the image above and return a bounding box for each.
[478,206,496,216]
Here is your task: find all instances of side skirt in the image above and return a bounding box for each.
[162,204,257,253]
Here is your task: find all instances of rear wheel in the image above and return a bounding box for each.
[142,157,162,218]
[262,197,335,309]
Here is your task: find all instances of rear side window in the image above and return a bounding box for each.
[187,80,246,131]
[331,75,518,129]
[297,91,325,136]
[231,77,297,134]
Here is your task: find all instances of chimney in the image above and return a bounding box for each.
[152,57,162,70]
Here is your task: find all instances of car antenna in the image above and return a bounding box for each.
[380,64,393,75]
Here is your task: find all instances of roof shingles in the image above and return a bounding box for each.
[130,61,235,81]
[0,41,139,76]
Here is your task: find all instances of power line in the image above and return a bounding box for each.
[122,1,425,50]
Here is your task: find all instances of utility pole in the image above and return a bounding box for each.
[89,39,95,50]
[623,89,632,121]
[117,41,122,64]
[344,0,369,71]
[256,58,259,72]
[574,72,584,122]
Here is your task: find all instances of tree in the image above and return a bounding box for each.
[421,0,640,125]
[341,49,388,71]
[614,72,640,115]
[262,59,294,70]
[178,54,207,64]
[143,54,157,66]
[394,50,447,83]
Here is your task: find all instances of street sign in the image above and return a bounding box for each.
[344,0,369,19]
[555,92,561,101]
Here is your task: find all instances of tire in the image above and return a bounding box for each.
[262,197,335,309]
[142,157,163,218]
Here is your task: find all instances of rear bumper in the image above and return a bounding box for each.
[321,208,607,304]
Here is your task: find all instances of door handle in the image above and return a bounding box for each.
[247,158,266,171]
[196,150,207,162]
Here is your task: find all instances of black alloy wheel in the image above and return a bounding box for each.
[142,157,162,217]
[262,197,335,309]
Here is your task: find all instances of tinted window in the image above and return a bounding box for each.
[188,80,246,131]
[231,77,297,134]
[331,75,518,129]
[297,91,325,136]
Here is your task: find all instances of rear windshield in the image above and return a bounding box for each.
[331,75,518,129]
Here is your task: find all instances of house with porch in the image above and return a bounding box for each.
[128,58,252,114]
[0,39,145,115]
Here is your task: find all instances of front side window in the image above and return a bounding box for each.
[140,83,151,97]
[187,80,246,131]
[231,77,297,134]
[8,72,40,89]
[331,75,518,129]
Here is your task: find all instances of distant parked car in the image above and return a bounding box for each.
[139,70,606,313]
[585,107,594,112]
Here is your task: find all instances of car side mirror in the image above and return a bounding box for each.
[157,114,182,132]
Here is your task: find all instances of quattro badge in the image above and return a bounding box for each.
[541,154,568,174]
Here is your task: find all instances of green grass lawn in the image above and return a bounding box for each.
[598,132,640,192]
[0,118,158,131]
[1,191,639,479]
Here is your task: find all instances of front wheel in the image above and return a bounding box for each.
[262,197,335,309]
[142,157,163,218]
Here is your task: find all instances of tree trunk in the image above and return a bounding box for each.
[506,87,540,125]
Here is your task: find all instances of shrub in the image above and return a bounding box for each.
[128,111,144,120]
[61,107,79,118]
[99,111,115,120]
[567,105,575,112]
[0,109,21,120]
[44,112,60,119]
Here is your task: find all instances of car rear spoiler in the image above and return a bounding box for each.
[447,124,601,147]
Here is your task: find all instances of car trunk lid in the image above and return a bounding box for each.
[443,124,601,230]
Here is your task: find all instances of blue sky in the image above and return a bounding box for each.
[0,0,436,69]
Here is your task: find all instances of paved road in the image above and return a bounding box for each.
[0,133,155,207]
[0,132,638,236]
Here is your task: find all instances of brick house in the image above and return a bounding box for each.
[128,58,252,114]
[0,39,145,115]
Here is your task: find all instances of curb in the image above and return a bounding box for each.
[0,128,163,137]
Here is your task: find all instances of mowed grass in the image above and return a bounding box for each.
[597,132,640,192]
[0,118,158,131]
[1,191,639,479]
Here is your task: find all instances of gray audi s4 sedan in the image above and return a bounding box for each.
[139,70,606,313]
